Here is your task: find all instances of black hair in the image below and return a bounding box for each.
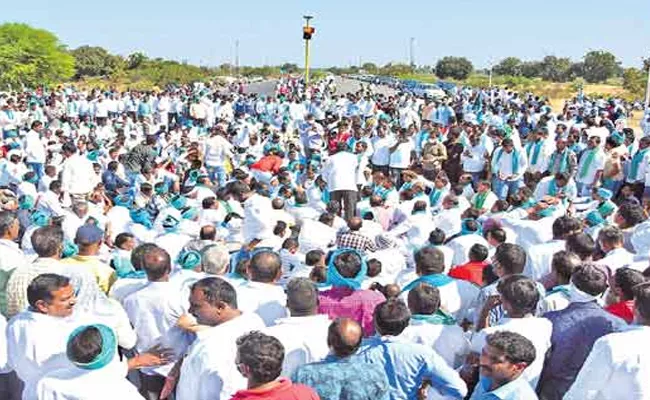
[414,246,445,275]
[551,251,581,282]
[572,263,608,296]
[493,243,527,275]
[497,275,540,315]
[374,299,411,336]
[485,331,536,366]
[27,273,70,308]
[236,331,284,385]
[191,277,238,308]
[333,251,362,278]
[469,244,489,262]
[633,282,650,321]
[67,326,103,364]
[407,283,441,315]
[428,228,446,245]
[305,249,325,267]
[114,232,135,250]
[614,267,646,301]
[367,259,382,278]
[565,233,596,260]
[616,203,646,228]
[131,243,158,271]
[552,216,581,239]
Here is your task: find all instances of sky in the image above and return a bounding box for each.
[3,0,649,69]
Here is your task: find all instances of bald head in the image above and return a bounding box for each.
[271,198,285,210]
[327,318,363,358]
[347,217,363,231]
[248,251,282,283]
[142,246,172,281]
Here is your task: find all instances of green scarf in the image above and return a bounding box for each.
[549,150,569,174]
[579,148,597,179]
[474,191,489,209]
[411,310,456,325]
[630,148,648,180]
[493,148,520,176]
[430,188,443,205]
[526,141,543,166]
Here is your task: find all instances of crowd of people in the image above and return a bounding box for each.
[0,74,649,400]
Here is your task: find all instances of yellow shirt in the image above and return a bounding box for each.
[61,255,116,294]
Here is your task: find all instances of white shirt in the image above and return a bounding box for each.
[396,272,480,322]
[461,144,489,173]
[389,141,414,169]
[400,318,470,369]
[321,151,359,192]
[24,130,46,163]
[564,325,650,400]
[122,281,190,376]
[432,208,462,238]
[61,154,99,194]
[154,232,192,266]
[524,239,565,281]
[263,314,331,376]
[176,312,266,400]
[7,312,76,397]
[371,136,396,166]
[576,148,606,185]
[298,219,336,253]
[203,135,233,167]
[36,191,66,217]
[236,281,288,326]
[447,234,491,267]
[470,317,552,388]
[242,194,274,243]
[0,315,8,373]
[36,358,142,400]
[597,247,635,275]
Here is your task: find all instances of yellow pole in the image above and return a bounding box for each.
[304,17,312,87]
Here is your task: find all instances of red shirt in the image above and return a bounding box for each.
[230,378,320,400]
[605,300,635,323]
[448,261,488,286]
[251,155,283,174]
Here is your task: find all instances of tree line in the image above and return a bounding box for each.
[0,22,646,97]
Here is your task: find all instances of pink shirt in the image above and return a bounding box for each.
[318,286,386,337]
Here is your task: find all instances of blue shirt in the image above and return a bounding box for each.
[355,336,467,400]
[292,355,389,400]
[470,376,538,400]
[537,301,626,400]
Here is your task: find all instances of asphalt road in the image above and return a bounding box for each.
[245,77,398,97]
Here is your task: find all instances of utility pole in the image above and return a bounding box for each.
[303,15,315,86]
[235,39,240,77]
[409,37,415,68]
[645,57,650,110]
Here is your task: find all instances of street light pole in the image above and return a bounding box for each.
[303,15,313,86]
[645,59,650,110]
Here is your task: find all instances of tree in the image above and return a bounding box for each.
[71,46,124,78]
[280,63,299,73]
[622,67,646,98]
[520,61,543,78]
[127,52,148,70]
[581,50,620,83]
[435,57,473,80]
[493,57,522,76]
[539,56,572,82]
[361,62,378,73]
[0,23,75,88]
[380,63,414,76]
